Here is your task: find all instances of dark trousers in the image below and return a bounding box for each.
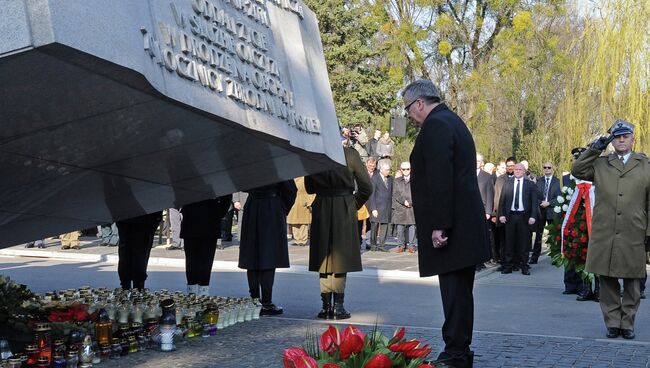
[495,225,506,264]
[564,264,582,293]
[487,220,498,262]
[370,222,389,248]
[504,212,530,270]
[116,214,161,290]
[438,266,476,367]
[531,217,551,261]
[246,269,276,304]
[220,205,234,240]
[184,237,218,286]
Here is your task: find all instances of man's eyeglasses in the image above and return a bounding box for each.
[404,99,420,113]
[543,166,552,169]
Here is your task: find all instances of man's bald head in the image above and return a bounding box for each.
[513,163,526,178]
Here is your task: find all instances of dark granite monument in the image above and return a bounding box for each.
[0,0,343,247]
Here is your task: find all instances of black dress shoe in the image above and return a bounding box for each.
[576,293,594,301]
[25,242,34,248]
[497,265,504,271]
[641,291,646,299]
[513,266,520,271]
[606,327,620,338]
[562,290,577,295]
[260,304,283,316]
[528,259,538,264]
[501,269,512,274]
[620,329,635,339]
[521,269,531,275]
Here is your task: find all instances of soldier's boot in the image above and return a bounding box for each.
[332,293,350,320]
[317,292,333,319]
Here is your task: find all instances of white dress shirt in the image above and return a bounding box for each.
[619,152,631,164]
[511,178,524,211]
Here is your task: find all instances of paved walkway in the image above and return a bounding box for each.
[1,235,492,279]
[93,317,650,368]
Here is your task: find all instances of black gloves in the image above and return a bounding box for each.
[589,135,614,151]
[646,236,650,252]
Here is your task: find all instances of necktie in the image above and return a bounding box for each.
[544,178,550,201]
[382,176,387,186]
[514,179,520,210]
[620,156,625,165]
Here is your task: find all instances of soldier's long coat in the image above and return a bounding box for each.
[572,148,650,278]
[305,148,372,273]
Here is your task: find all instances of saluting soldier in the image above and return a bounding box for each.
[572,120,650,340]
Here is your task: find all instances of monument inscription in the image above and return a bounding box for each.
[141,0,320,134]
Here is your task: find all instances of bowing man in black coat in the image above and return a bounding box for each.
[180,194,233,296]
[404,80,490,368]
[238,181,297,315]
[530,162,561,264]
[498,163,540,274]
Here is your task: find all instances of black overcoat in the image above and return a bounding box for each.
[409,103,490,277]
[305,147,373,273]
[180,195,232,240]
[392,176,415,225]
[477,170,495,216]
[238,181,297,270]
[367,173,393,224]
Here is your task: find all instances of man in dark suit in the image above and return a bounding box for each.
[477,153,495,267]
[367,161,393,252]
[404,79,490,368]
[498,163,539,275]
[530,162,561,264]
[492,157,516,269]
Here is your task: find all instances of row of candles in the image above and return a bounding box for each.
[0,286,264,367]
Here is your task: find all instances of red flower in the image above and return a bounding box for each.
[392,327,405,342]
[582,248,588,253]
[364,353,393,368]
[340,334,364,359]
[579,223,586,231]
[388,340,420,353]
[571,229,578,237]
[323,364,341,368]
[417,365,435,368]
[320,325,341,354]
[581,255,586,261]
[342,325,366,342]
[563,228,569,236]
[48,310,72,323]
[283,348,317,368]
[403,344,432,359]
[556,224,561,230]
[555,235,561,241]
[580,236,588,243]
[580,213,586,220]
[571,243,578,249]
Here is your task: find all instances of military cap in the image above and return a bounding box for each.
[608,119,634,137]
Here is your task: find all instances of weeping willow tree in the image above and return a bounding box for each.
[547,0,650,169]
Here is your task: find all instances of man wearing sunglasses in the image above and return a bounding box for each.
[403,79,490,368]
[531,162,560,264]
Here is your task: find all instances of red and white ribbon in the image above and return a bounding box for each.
[560,180,594,255]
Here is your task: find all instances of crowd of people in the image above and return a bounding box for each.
[19,78,650,367]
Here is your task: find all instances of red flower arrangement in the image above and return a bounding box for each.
[284,325,434,368]
[546,179,594,280]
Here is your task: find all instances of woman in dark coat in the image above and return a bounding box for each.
[238,181,297,315]
[305,146,372,319]
[180,194,232,296]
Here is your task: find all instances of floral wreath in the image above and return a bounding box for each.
[545,177,595,280]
